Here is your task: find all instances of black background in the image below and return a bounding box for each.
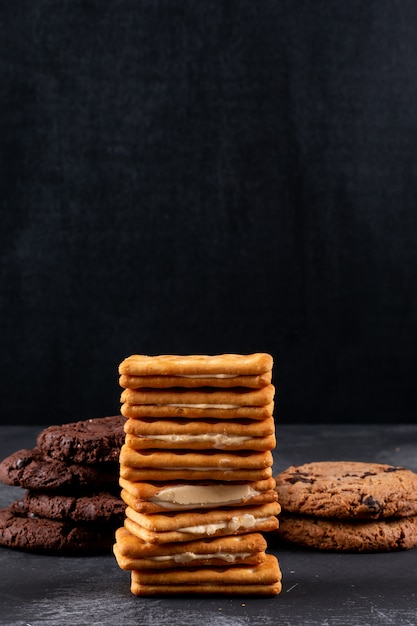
[1,1,416,426]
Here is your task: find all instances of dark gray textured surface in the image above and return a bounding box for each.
[0,424,416,625]
[2,1,417,426]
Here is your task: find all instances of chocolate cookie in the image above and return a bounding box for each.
[274,513,417,552]
[0,501,118,554]
[36,415,125,464]
[274,461,417,519]
[0,448,118,492]
[22,491,125,522]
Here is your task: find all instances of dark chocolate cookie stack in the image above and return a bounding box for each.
[273,461,417,552]
[0,416,126,554]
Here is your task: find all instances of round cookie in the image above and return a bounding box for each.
[0,448,119,492]
[36,415,126,464]
[274,513,417,552]
[22,490,125,522]
[274,461,417,519]
[0,501,118,554]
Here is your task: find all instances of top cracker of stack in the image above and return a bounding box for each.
[115,353,282,597]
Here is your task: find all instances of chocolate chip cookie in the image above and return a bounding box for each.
[274,461,417,519]
[276,513,417,552]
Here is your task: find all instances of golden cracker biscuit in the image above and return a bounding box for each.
[119,445,273,471]
[124,512,278,543]
[124,416,275,437]
[114,527,267,569]
[120,385,275,408]
[115,526,267,557]
[121,401,274,420]
[120,465,273,482]
[130,580,281,596]
[131,553,280,584]
[120,476,276,500]
[130,581,282,596]
[120,485,278,514]
[124,431,276,452]
[129,555,282,595]
[124,512,279,544]
[114,544,265,570]
[125,501,280,532]
[123,416,276,451]
[119,477,277,513]
[119,353,273,377]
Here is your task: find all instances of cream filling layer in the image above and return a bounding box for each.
[149,552,251,563]
[179,514,270,535]
[160,467,251,471]
[154,484,259,508]
[144,433,251,446]
[177,374,238,379]
[165,403,241,409]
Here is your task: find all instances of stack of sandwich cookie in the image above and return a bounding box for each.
[114,353,282,596]
[0,415,126,554]
[273,461,417,552]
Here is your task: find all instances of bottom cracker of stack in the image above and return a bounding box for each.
[130,555,281,597]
